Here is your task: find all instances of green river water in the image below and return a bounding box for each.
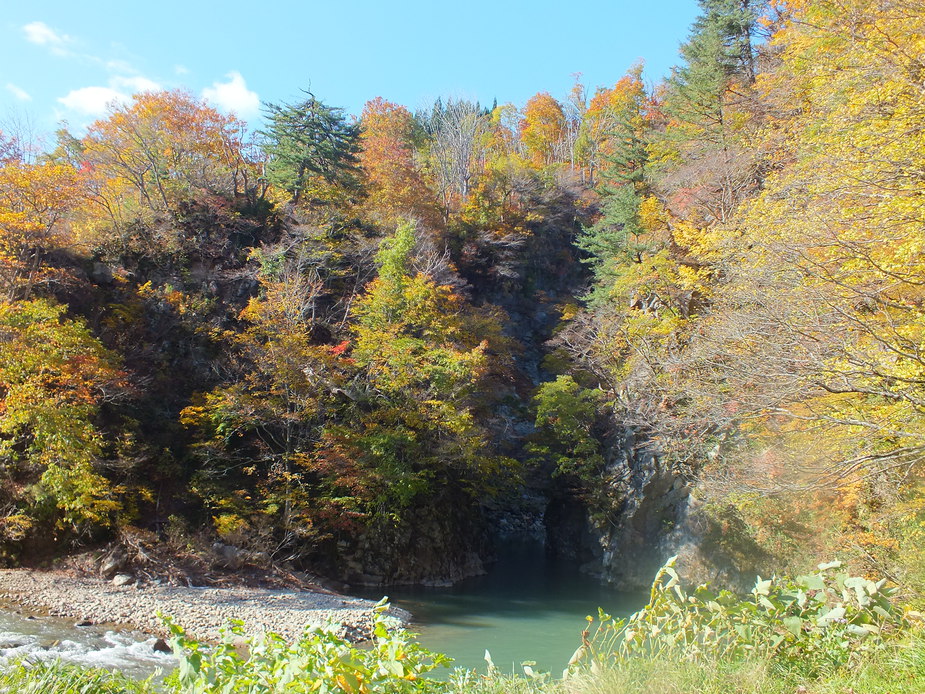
[362,542,644,676]
[0,543,643,679]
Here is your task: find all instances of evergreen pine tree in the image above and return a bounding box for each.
[578,70,651,300]
[260,92,362,204]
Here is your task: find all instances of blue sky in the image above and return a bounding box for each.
[1,1,700,137]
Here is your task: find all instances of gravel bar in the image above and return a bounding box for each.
[0,569,410,642]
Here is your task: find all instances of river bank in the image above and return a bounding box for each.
[0,569,410,644]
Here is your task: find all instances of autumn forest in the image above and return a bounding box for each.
[1,0,924,605]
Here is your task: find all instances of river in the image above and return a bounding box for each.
[0,606,175,678]
[360,541,644,676]
[0,543,643,680]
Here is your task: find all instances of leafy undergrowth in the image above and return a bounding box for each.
[4,637,924,694]
[454,557,925,694]
[1,562,923,693]
[160,599,450,693]
[575,557,911,677]
[0,661,157,693]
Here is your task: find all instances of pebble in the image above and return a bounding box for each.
[0,569,409,643]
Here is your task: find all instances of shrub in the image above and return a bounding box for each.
[162,600,450,693]
[572,557,909,677]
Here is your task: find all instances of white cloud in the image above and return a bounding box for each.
[202,72,260,117]
[24,23,145,78]
[6,84,32,102]
[111,75,161,93]
[23,21,71,55]
[58,86,126,116]
[174,64,189,76]
[57,73,163,117]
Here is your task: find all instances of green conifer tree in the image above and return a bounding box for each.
[260,92,362,204]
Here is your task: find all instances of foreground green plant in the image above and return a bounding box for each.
[4,633,923,694]
[573,557,908,678]
[0,660,155,693]
[162,599,450,693]
[1,560,921,694]
[563,632,925,694]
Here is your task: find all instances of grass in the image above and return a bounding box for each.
[0,660,156,693]
[443,631,925,693]
[0,633,922,693]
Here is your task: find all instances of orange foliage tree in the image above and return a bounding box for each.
[576,65,648,186]
[519,92,566,167]
[0,299,126,538]
[0,161,83,300]
[359,97,437,227]
[81,90,249,224]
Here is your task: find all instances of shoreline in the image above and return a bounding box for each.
[0,569,411,643]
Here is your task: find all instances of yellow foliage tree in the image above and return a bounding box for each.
[0,161,83,300]
[81,90,247,229]
[0,299,125,536]
[712,0,925,480]
[520,92,567,168]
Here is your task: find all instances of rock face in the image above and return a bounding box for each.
[336,496,487,587]
[545,427,693,590]
[322,195,704,591]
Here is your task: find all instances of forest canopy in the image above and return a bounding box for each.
[0,0,923,594]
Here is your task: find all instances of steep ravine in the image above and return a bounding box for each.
[167,192,689,592]
[449,184,694,592]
